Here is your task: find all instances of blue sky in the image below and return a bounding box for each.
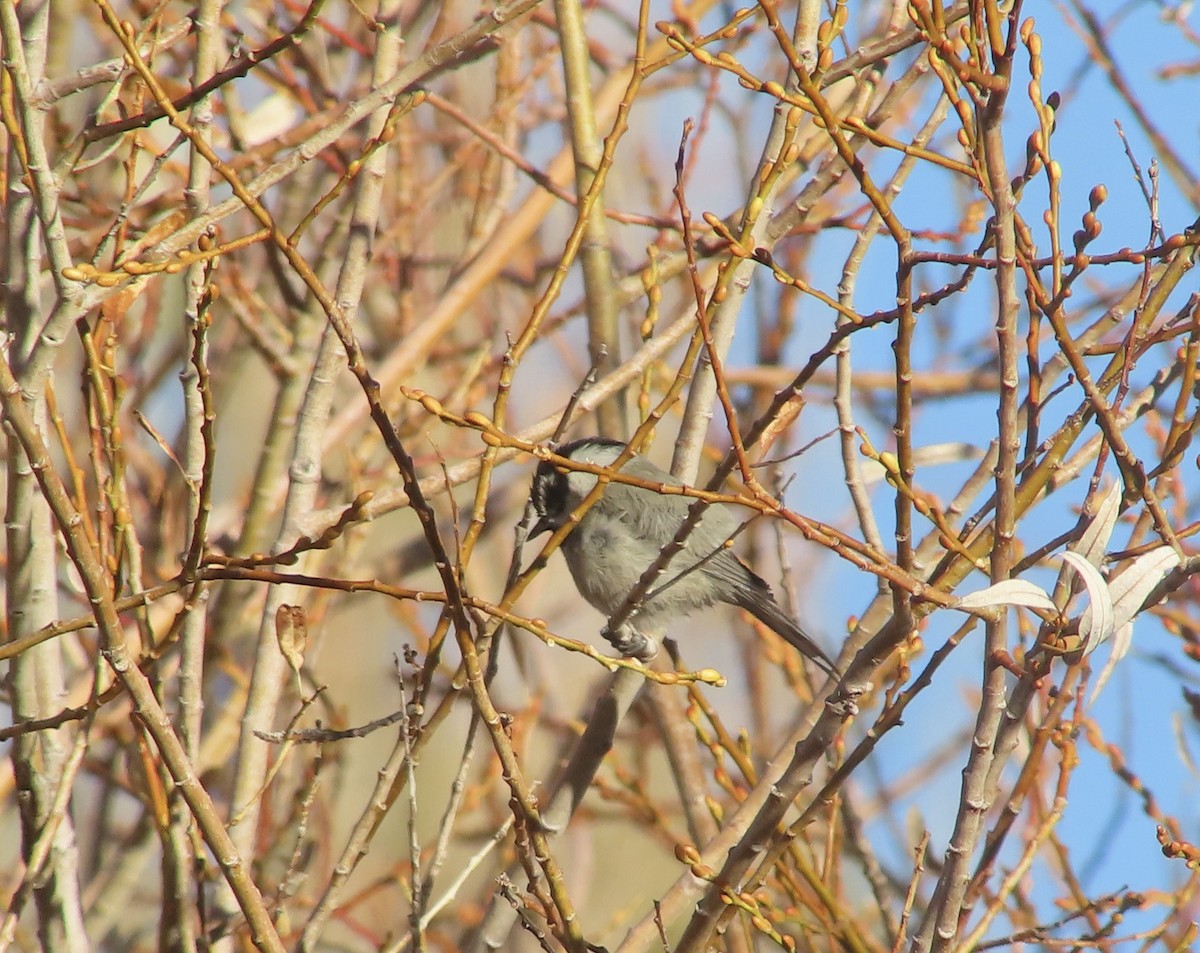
[620,0,1200,937]
[507,0,1199,936]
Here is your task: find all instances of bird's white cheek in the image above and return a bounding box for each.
[565,468,601,501]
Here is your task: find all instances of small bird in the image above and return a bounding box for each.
[529,437,838,676]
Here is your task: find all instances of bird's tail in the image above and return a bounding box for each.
[733,587,839,678]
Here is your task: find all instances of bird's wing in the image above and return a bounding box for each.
[601,460,742,554]
[593,474,754,602]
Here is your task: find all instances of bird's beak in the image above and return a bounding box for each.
[529,515,553,538]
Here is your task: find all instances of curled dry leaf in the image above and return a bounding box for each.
[1070,483,1122,568]
[956,542,1181,704]
[276,604,308,693]
[1087,546,1181,704]
[1060,552,1115,657]
[955,579,1057,612]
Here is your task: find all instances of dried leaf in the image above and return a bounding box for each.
[1089,621,1132,705]
[276,604,308,693]
[1070,483,1122,567]
[1050,484,1122,610]
[1087,546,1180,705]
[1108,546,1180,630]
[1062,552,1115,656]
[956,579,1056,612]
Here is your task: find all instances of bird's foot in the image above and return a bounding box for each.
[826,677,872,716]
[601,623,658,662]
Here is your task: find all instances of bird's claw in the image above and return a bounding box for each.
[826,677,871,716]
[602,623,658,662]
